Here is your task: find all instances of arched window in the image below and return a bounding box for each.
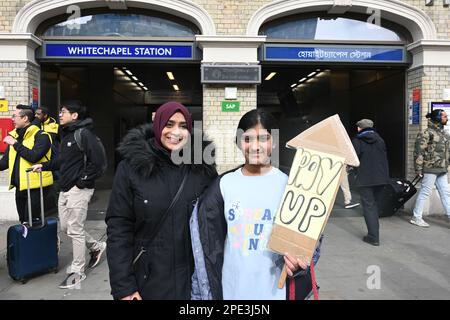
[38,11,200,38]
[260,13,410,42]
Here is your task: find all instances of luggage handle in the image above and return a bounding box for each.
[25,168,45,228]
[411,175,423,187]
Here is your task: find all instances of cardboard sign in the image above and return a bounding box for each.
[285,114,359,167]
[269,147,345,262]
[268,115,359,265]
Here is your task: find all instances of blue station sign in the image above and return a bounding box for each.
[264,44,406,63]
[41,42,194,60]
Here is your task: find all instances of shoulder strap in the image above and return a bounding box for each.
[74,128,87,171]
[133,168,190,265]
[74,128,85,152]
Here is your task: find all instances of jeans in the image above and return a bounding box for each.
[413,173,450,219]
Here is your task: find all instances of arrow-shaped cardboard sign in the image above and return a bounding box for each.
[269,114,359,289]
[286,114,359,167]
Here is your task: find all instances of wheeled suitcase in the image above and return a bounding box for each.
[7,169,58,283]
[377,175,422,218]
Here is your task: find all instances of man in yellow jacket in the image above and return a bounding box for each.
[35,106,61,152]
[0,105,53,223]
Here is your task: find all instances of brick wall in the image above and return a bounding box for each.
[403,0,450,39]
[0,61,40,185]
[0,0,31,32]
[406,67,424,180]
[195,0,271,35]
[203,85,257,173]
[1,1,449,39]
[406,66,450,180]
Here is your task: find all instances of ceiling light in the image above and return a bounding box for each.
[125,69,133,76]
[173,84,179,91]
[308,72,317,77]
[138,82,144,87]
[131,76,138,81]
[290,83,297,88]
[299,77,307,83]
[143,86,148,91]
[316,69,321,72]
[166,72,175,80]
[265,72,277,81]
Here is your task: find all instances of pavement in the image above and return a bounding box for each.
[0,190,449,300]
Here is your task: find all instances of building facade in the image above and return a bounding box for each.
[0,0,449,219]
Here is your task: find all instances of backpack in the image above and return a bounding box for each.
[74,128,108,177]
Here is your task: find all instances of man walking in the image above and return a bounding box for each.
[0,105,53,223]
[33,100,106,289]
[352,119,390,246]
[411,109,450,227]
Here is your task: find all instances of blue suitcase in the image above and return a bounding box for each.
[7,169,58,283]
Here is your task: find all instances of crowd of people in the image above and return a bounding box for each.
[1,102,107,289]
[1,100,449,299]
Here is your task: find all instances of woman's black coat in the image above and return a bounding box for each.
[106,124,217,300]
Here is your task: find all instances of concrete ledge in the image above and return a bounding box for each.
[0,186,17,221]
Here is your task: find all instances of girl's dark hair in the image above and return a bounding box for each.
[235,109,278,146]
[426,109,444,123]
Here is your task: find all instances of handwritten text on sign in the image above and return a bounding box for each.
[274,147,345,240]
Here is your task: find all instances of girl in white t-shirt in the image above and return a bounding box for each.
[190,109,322,300]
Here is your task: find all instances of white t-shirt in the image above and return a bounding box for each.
[220,167,288,300]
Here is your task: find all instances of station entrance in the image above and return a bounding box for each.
[258,65,406,179]
[40,63,202,189]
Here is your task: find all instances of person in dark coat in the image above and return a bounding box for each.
[105,101,217,300]
[352,119,390,246]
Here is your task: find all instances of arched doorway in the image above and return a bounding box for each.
[250,1,433,214]
[257,12,412,180]
[34,8,204,191]
[9,2,216,218]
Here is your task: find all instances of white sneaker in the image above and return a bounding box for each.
[344,202,360,209]
[58,272,86,289]
[410,217,430,227]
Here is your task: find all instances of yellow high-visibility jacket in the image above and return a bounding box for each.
[8,125,53,191]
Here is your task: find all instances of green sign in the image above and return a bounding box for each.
[221,101,240,112]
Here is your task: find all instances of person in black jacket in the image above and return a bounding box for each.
[32,100,107,289]
[0,105,52,223]
[105,101,217,300]
[352,119,390,246]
